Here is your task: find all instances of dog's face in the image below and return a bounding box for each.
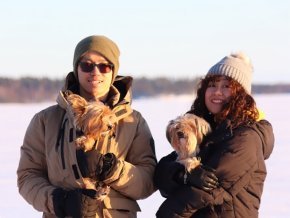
[66,94,115,138]
[166,113,211,159]
[80,103,115,137]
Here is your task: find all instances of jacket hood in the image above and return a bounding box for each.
[107,75,133,107]
[57,72,133,109]
[251,120,274,160]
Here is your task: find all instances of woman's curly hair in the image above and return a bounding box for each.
[190,75,259,129]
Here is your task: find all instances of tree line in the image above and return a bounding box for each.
[0,77,289,103]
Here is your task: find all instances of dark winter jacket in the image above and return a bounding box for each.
[154,119,274,218]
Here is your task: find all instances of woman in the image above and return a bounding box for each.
[154,52,274,217]
[17,35,157,218]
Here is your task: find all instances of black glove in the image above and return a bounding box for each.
[186,165,219,192]
[52,188,100,218]
[76,149,117,181]
[98,152,117,180]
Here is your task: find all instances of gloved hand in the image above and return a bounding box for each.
[186,165,219,192]
[52,188,100,218]
[98,152,117,181]
[76,149,117,181]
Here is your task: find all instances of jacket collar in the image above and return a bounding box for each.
[56,72,133,123]
[204,119,233,145]
[58,72,133,105]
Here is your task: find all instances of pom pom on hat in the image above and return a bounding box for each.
[206,52,253,94]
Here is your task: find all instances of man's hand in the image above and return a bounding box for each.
[52,188,100,218]
[76,149,117,181]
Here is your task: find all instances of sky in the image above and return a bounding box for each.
[0,0,289,84]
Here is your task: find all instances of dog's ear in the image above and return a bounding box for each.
[166,120,175,143]
[66,94,88,115]
[195,117,211,144]
[184,113,211,144]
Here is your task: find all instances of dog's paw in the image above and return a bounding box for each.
[82,178,96,190]
[179,157,201,172]
[95,183,110,201]
[75,136,89,150]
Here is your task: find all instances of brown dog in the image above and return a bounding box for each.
[166,113,211,172]
[65,93,115,200]
[66,93,116,152]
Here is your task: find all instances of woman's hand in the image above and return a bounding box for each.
[186,165,219,192]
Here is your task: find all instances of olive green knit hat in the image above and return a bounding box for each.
[206,52,253,94]
[73,35,120,82]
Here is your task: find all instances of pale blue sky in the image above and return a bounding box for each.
[0,0,289,84]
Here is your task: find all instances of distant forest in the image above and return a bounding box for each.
[0,77,290,103]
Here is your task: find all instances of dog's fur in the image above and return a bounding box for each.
[166,113,211,172]
[66,94,116,152]
[66,93,115,201]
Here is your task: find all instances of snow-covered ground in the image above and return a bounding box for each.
[0,94,289,217]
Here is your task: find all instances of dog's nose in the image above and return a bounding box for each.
[177,131,185,138]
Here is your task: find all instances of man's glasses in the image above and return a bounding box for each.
[79,61,113,74]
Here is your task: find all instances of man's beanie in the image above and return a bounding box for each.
[73,35,120,82]
[206,52,253,94]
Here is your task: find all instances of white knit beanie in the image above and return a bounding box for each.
[206,52,253,94]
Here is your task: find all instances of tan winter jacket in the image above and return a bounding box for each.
[17,74,157,218]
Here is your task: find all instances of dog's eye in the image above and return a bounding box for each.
[177,131,185,138]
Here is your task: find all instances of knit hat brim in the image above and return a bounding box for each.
[206,54,253,94]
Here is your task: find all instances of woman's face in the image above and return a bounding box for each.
[77,51,113,101]
[205,76,232,114]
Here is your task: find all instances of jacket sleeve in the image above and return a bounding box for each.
[154,151,232,217]
[154,151,184,197]
[102,112,157,200]
[17,112,56,214]
[156,184,231,217]
[213,122,272,192]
